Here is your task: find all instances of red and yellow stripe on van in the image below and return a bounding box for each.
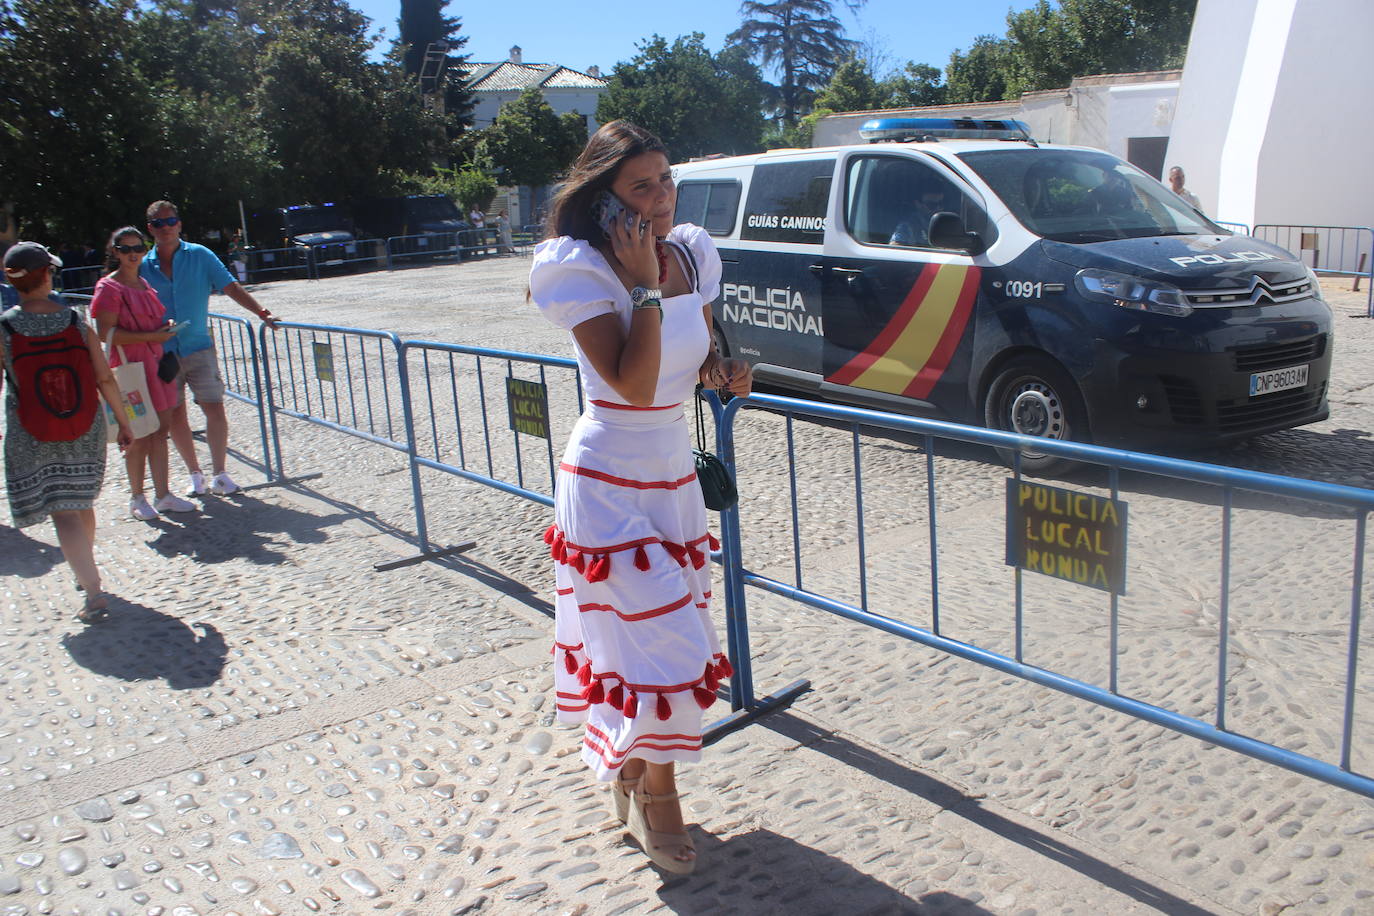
[826,263,980,399]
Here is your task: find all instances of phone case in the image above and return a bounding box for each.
[592,191,634,239]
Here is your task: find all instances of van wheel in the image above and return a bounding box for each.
[982,355,1088,474]
[711,321,730,358]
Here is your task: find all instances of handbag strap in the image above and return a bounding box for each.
[104,325,130,366]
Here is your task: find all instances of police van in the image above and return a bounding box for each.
[672,118,1332,469]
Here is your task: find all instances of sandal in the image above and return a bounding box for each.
[611,769,641,823]
[77,594,109,624]
[627,787,696,874]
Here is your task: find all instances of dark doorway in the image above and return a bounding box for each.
[1127,136,1169,180]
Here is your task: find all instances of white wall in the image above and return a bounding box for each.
[1104,82,1178,162]
[1168,0,1374,240]
[471,87,604,131]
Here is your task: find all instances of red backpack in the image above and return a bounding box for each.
[1,309,99,441]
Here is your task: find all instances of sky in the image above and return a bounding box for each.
[351,0,1041,76]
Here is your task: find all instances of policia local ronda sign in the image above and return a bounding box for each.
[1005,480,1128,594]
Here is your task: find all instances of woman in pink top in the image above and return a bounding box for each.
[90,226,196,520]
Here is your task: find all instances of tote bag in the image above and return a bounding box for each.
[103,328,159,441]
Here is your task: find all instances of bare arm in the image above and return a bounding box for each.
[93,310,174,347]
[568,212,663,406]
[696,304,752,397]
[223,281,278,326]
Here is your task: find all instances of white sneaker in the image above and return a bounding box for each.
[186,471,208,496]
[154,493,197,514]
[211,471,240,496]
[130,495,159,521]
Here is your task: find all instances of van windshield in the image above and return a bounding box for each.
[958,149,1223,243]
[286,208,343,234]
[409,197,459,221]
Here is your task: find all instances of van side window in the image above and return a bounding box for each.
[674,180,741,236]
[740,159,835,244]
[845,156,993,251]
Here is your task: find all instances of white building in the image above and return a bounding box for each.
[813,70,1181,180]
[457,46,608,134]
[1166,0,1373,235]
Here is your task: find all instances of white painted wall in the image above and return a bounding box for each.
[1168,0,1374,248]
[1104,82,1178,162]
[471,88,604,131]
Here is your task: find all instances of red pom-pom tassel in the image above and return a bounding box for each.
[707,532,720,551]
[687,544,706,569]
[543,524,557,545]
[703,665,720,692]
[588,679,605,705]
[576,662,592,687]
[634,545,650,571]
[693,686,716,709]
[608,684,624,709]
[563,650,578,675]
[716,656,734,678]
[664,542,688,567]
[655,692,672,721]
[586,553,610,582]
[623,691,639,719]
[554,537,568,563]
[570,550,586,573]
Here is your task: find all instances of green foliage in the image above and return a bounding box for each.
[475,88,585,188]
[813,57,880,113]
[880,62,947,108]
[392,165,496,212]
[945,0,1196,104]
[0,0,470,242]
[728,0,858,127]
[398,0,458,76]
[597,34,767,159]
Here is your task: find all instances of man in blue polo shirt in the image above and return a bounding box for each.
[141,200,279,496]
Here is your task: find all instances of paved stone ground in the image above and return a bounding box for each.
[3,255,1374,915]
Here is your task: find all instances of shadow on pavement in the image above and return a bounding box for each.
[763,711,1214,916]
[657,827,981,915]
[61,598,228,689]
[0,524,63,580]
[143,493,343,565]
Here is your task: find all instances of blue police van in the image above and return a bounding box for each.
[672,118,1332,470]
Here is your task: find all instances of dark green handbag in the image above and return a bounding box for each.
[695,389,737,511]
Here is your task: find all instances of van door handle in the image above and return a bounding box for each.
[830,267,864,276]
[809,264,825,274]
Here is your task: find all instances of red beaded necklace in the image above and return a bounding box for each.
[654,240,669,285]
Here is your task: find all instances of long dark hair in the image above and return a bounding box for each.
[104,225,145,275]
[546,120,669,244]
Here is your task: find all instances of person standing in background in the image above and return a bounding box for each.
[140,200,279,497]
[1168,166,1202,212]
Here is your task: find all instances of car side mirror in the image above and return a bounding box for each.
[928,211,985,255]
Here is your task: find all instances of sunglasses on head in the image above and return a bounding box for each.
[148,216,180,228]
[114,242,147,254]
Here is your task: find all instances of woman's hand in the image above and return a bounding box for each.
[707,357,753,398]
[116,423,134,452]
[608,210,659,289]
[149,323,177,343]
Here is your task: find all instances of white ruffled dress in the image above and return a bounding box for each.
[529,223,730,781]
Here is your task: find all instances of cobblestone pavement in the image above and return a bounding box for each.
[3,256,1374,915]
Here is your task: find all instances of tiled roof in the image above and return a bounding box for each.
[458,61,607,92]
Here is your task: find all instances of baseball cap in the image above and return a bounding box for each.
[3,242,62,279]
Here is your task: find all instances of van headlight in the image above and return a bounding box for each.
[1074,268,1193,317]
[1304,266,1325,300]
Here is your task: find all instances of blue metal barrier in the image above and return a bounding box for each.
[387,340,582,566]
[310,238,388,277]
[387,232,461,268]
[1213,220,1250,235]
[1253,224,1374,315]
[713,391,1374,799]
[58,265,102,295]
[207,312,273,483]
[245,246,310,283]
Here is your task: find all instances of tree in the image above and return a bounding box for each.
[597,34,767,159]
[728,0,858,128]
[944,35,1012,103]
[0,0,163,241]
[476,89,585,188]
[813,56,881,113]
[397,0,457,76]
[879,62,946,108]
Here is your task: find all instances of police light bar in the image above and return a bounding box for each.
[859,117,1033,142]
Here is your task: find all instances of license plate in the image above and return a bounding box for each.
[1249,363,1308,396]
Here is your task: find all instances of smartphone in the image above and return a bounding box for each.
[592,190,636,240]
[168,321,191,334]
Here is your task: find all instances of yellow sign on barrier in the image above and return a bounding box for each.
[312,342,335,383]
[506,377,549,439]
[1005,479,1127,594]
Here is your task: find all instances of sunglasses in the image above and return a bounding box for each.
[148,216,180,228]
[113,243,147,254]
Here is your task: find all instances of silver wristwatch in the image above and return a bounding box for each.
[630,287,663,308]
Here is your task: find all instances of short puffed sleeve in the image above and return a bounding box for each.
[674,224,723,303]
[528,237,623,330]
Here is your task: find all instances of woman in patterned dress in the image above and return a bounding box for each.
[1,243,132,621]
[529,121,752,873]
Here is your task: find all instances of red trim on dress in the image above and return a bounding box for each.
[559,463,697,490]
[589,399,682,411]
[577,591,692,622]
